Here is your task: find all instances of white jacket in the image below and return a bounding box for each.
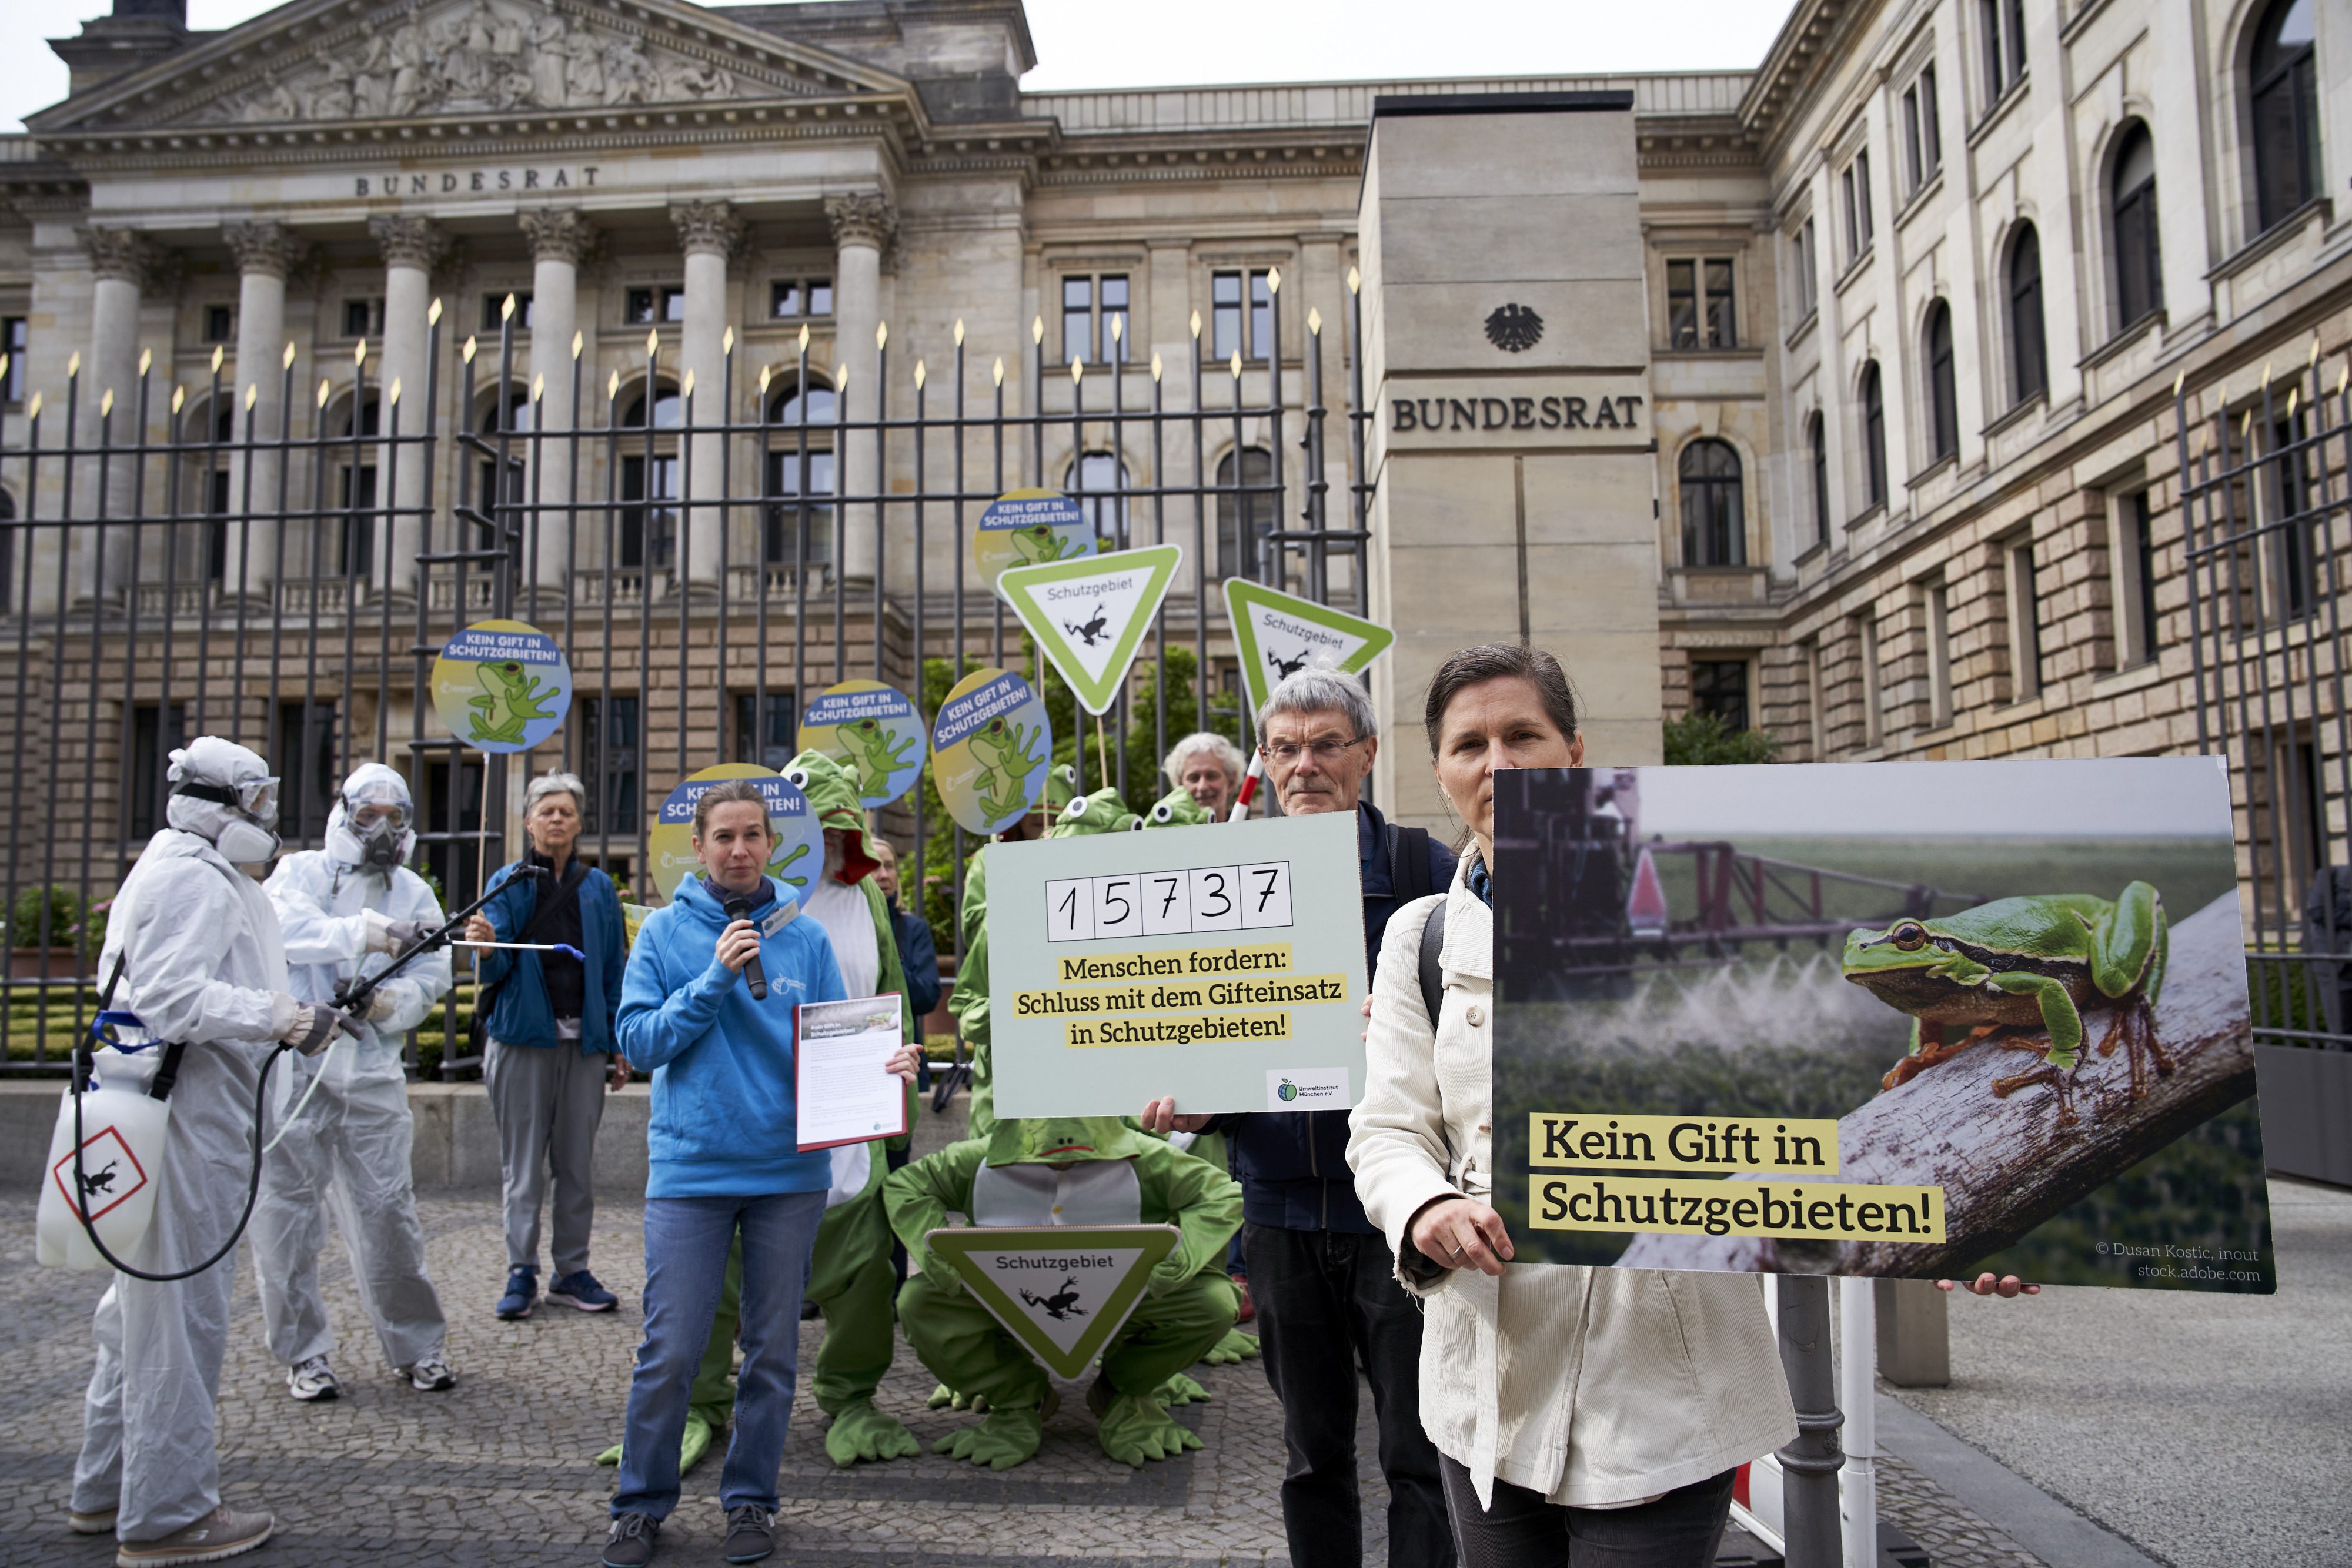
[1346,856,1796,1509]
[265,850,451,1086]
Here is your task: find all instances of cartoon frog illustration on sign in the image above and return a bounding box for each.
[466,660,558,745]
[967,716,1047,821]
[834,716,916,788]
[1008,524,1085,565]
[1843,882,2171,1125]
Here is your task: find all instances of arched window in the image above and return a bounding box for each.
[1808,412,1830,547]
[1860,362,1888,509]
[2251,0,2320,233]
[1678,439,1745,567]
[619,379,679,571]
[1215,447,1274,579]
[2111,122,2164,333]
[1925,300,1959,463]
[1064,452,1130,544]
[763,378,837,569]
[2008,225,2048,404]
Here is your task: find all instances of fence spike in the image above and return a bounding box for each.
[138,347,152,376]
[607,369,621,400]
[1190,309,1201,340]
[914,359,927,389]
[954,317,966,346]
[206,346,220,375]
[798,322,811,353]
[759,363,774,396]
[68,350,81,379]
[2340,365,2348,399]
[572,329,584,362]
[1070,355,1083,383]
[428,296,443,326]
[100,387,113,417]
[2173,370,2184,400]
[2310,337,2321,367]
[646,326,660,359]
[836,362,849,390]
[462,334,477,365]
[244,382,256,411]
[501,293,517,322]
[1230,350,1242,379]
[1308,307,1322,336]
[533,372,545,402]
[170,385,184,414]
[681,367,695,399]
[25,391,39,420]
[993,356,1004,388]
[723,325,735,355]
[316,378,330,409]
[1032,315,1043,345]
[283,340,297,370]
[1110,313,1124,343]
[1347,265,1361,295]
[877,319,888,349]
[1151,350,1164,383]
[354,337,368,366]
[389,376,402,406]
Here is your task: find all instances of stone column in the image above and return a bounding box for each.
[520,208,594,596]
[221,220,302,602]
[78,226,159,603]
[369,215,447,600]
[827,191,897,586]
[1357,96,1663,830]
[671,200,743,596]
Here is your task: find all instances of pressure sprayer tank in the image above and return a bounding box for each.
[36,1013,172,1271]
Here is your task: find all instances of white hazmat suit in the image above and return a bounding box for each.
[255,763,453,1378]
[71,738,316,1544]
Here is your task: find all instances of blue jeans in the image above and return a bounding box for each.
[613,1189,828,1520]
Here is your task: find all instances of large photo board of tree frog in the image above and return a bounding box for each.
[1490,759,2274,1291]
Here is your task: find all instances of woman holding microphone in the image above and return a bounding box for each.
[603,780,918,1568]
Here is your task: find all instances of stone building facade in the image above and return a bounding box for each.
[0,0,2343,885]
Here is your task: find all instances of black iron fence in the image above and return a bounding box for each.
[1,270,1374,1075]
[2176,361,2352,1052]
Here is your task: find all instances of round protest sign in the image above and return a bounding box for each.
[429,620,572,754]
[644,764,825,906]
[931,667,1053,835]
[973,488,1094,596]
[796,680,924,808]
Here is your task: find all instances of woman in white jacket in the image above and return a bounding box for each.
[1346,643,1795,1566]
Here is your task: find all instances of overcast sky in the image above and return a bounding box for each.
[1635,757,2236,840]
[2,1,1795,133]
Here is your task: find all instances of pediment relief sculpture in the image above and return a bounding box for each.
[169,0,851,127]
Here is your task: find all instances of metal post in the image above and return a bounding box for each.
[1837,1279,1877,1568]
[1775,1275,1844,1568]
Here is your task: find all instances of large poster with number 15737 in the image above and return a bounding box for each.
[987,812,1369,1118]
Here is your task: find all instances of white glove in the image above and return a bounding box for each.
[333,977,403,1024]
[279,1001,348,1057]
[362,910,434,955]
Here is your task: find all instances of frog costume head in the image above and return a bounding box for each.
[784,748,880,885]
[1050,786,1140,838]
[1043,763,1080,815]
[983,1115,1148,1166]
[1140,787,1212,830]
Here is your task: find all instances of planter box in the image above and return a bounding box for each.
[9,948,88,981]
[2255,1043,2352,1186]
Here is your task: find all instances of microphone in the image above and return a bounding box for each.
[721,894,769,1001]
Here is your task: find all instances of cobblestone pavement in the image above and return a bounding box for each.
[1874,1450,2043,1568]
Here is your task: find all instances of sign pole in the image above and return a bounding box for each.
[1775,1275,1845,1568]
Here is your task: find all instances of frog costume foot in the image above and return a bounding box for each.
[1153,1372,1212,1407]
[927,1383,988,1412]
[933,1388,1058,1470]
[592,1412,715,1474]
[824,1399,921,1467]
[1089,1376,1200,1467]
[1199,1328,1259,1366]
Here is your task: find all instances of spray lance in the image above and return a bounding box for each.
[40,868,549,1281]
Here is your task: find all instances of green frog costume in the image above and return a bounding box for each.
[886,1116,1242,1469]
[597,751,921,1472]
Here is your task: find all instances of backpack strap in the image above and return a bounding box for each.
[1417,896,1448,1028]
[1388,823,1436,905]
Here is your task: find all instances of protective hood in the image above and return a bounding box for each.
[1049,787,1139,838]
[323,761,417,874]
[1141,787,1213,830]
[983,1115,1147,1166]
[166,735,280,864]
[781,750,878,885]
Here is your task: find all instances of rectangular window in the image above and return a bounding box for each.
[1211,269,1274,361]
[1902,86,1924,193]
[423,757,485,902]
[1100,274,1130,364]
[335,464,377,576]
[1926,582,1955,728]
[620,456,678,571]
[1689,660,1751,733]
[1668,260,1698,348]
[127,701,188,840]
[340,297,384,339]
[763,448,836,569]
[1982,0,2027,102]
[732,691,799,773]
[481,292,534,331]
[1061,275,1091,366]
[625,286,686,325]
[1857,613,1885,747]
[275,699,339,841]
[1666,259,1736,349]
[2132,491,2160,662]
[2272,412,2318,621]
[1920,65,1942,174]
[1841,153,1874,263]
[2,316,23,401]
[769,278,834,319]
[1705,260,1735,347]
[580,695,639,838]
[203,305,235,345]
[2007,537,2043,698]
[1792,219,1818,318]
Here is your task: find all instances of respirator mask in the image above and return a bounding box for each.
[172,776,283,865]
[326,764,419,874]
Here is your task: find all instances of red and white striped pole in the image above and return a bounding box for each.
[1226,751,1265,823]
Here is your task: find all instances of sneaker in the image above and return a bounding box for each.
[496,1266,537,1320]
[400,1353,456,1392]
[68,1505,117,1535]
[546,1269,619,1312]
[723,1504,774,1564]
[113,1503,273,1565]
[286,1355,341,1402]
[600,1511,659,1568]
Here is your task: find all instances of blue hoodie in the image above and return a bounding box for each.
[617,873,846,1198]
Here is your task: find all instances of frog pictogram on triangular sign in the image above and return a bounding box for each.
[924,1224,1179,1379]
[1223,580,1395,719]
[998,545,1183,715]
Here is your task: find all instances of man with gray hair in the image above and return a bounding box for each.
[1139,668,1456,1568]
[463,769,629,1321]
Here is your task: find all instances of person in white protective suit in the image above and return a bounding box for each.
[68,736,349,1568]
[255,762,456,1402]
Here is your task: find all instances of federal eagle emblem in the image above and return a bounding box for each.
[1484,303,1545,353]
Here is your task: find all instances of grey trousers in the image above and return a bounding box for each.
[483,1038,608,1277]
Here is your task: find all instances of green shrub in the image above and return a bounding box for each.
[5,885,103,958]
[1662,711,1780,767]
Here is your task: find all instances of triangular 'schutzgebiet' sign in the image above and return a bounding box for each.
[1222,579,1396,719]
[997,545,1182,715]
[924,1225,1179,1379]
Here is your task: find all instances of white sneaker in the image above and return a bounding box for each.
[286,1355,341,1402]
[400,1353,456,1392]
[113,1503,273,1564]
[68,1505,118,1534]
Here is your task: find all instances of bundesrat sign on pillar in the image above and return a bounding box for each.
[1358,91,1664,834]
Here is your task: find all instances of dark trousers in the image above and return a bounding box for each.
[1244,1222,1454,1568]
[1438,1456,1736,1568]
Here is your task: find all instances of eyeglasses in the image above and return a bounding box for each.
[1258,735,1370,765]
